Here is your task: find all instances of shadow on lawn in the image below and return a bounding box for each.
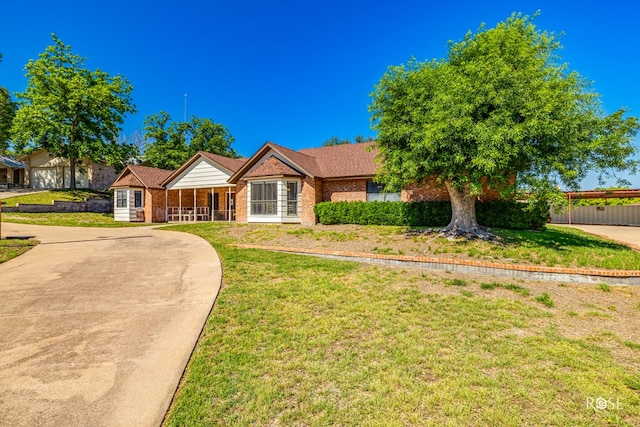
[495,227,631,252]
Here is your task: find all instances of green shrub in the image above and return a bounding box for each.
[314,200,549,230]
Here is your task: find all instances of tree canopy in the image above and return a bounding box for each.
[11,34,136,188]
[143,112,237,170]
[0,53,16,154]
[370,13,639,237]
[322,135,373,147]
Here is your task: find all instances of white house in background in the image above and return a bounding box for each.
[17,149,116,189]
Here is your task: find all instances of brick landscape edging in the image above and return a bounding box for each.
[231,244,640,286]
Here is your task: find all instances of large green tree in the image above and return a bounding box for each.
[370,13,639,237]
[143,112,236,170]
[11,34,136,189]
[0,53,17,154]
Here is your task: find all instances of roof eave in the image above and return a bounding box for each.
[228,142,315,183]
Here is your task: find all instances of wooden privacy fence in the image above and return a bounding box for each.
[550,205,640,226]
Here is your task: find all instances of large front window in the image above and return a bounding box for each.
[251,182,278,215]
[366,181,401,202]
[116,190,127,208]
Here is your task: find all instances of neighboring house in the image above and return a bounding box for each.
[111,141,502,224]
[0,155,25,187]
[17,149,116,190]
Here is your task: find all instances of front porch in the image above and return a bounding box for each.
[165,187,236,223]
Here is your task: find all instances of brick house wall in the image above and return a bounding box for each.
[235,181,248,223]
[401,178,450,202]
[401,177,506,203]
[146,189,167,223]
[301,177,323,225]
[322,179,367,202]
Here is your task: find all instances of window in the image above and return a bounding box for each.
[116,190,128,208]
[287,181,298,215]
[366,181,401,202]
[251,182,278,215]
[134,190,143,208]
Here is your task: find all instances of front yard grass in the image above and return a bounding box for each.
[0,239,38,264]
[163,223,640,426]
[0,189,110,207]
[0,212,148,227]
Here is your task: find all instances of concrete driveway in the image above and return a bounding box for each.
[554,224,640,250]
[0,223,221,426]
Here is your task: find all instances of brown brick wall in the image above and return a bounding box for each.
[401,177,508,202]
[235,181,247,222]
[301,177,323,224]
[146,188,167,223]
[322,179,367,202]
[402,178,450,202]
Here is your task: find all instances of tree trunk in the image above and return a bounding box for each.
[69,156,76,190]
[441,181,493,239]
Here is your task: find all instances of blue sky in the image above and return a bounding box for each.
[1,1,638,189]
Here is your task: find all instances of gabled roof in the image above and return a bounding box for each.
[161,151,247,187]
[0,155,25,169]
[244,155,304,178]
[110,165,173,190]
[229,141,379,183]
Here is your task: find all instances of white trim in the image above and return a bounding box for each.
[247,178,301,223]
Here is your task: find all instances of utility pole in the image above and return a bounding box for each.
[184,93,188,122]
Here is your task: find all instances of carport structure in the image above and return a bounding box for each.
[563,189,640,224]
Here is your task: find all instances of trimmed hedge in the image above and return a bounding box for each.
[314,200,549,230]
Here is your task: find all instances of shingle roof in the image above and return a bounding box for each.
[230,141,380,183]
[111,165,174,189]
[198,151,247,173]
[299,141,379,178]
[244,156,304,178]
[0,155,25,169]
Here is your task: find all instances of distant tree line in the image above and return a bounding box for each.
[322,135,374,147]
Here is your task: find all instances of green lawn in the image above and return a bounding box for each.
[0,189,110,207]
[0,238,39,263]
[163,223,640,426]
[0,212,148,227]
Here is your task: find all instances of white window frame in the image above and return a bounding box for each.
[116,190,128,208]
[286,181,299,216]
[250,181,278,216]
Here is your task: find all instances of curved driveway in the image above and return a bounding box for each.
[0,223,221,427]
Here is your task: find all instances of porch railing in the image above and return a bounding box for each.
[167,206,209,222]
[167,207,235,222]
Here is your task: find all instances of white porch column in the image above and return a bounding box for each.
[211,187,214,222]
[228,186,232,222]
[179,189,182,222]
[165,189,168,222]
[193,188,196,222]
